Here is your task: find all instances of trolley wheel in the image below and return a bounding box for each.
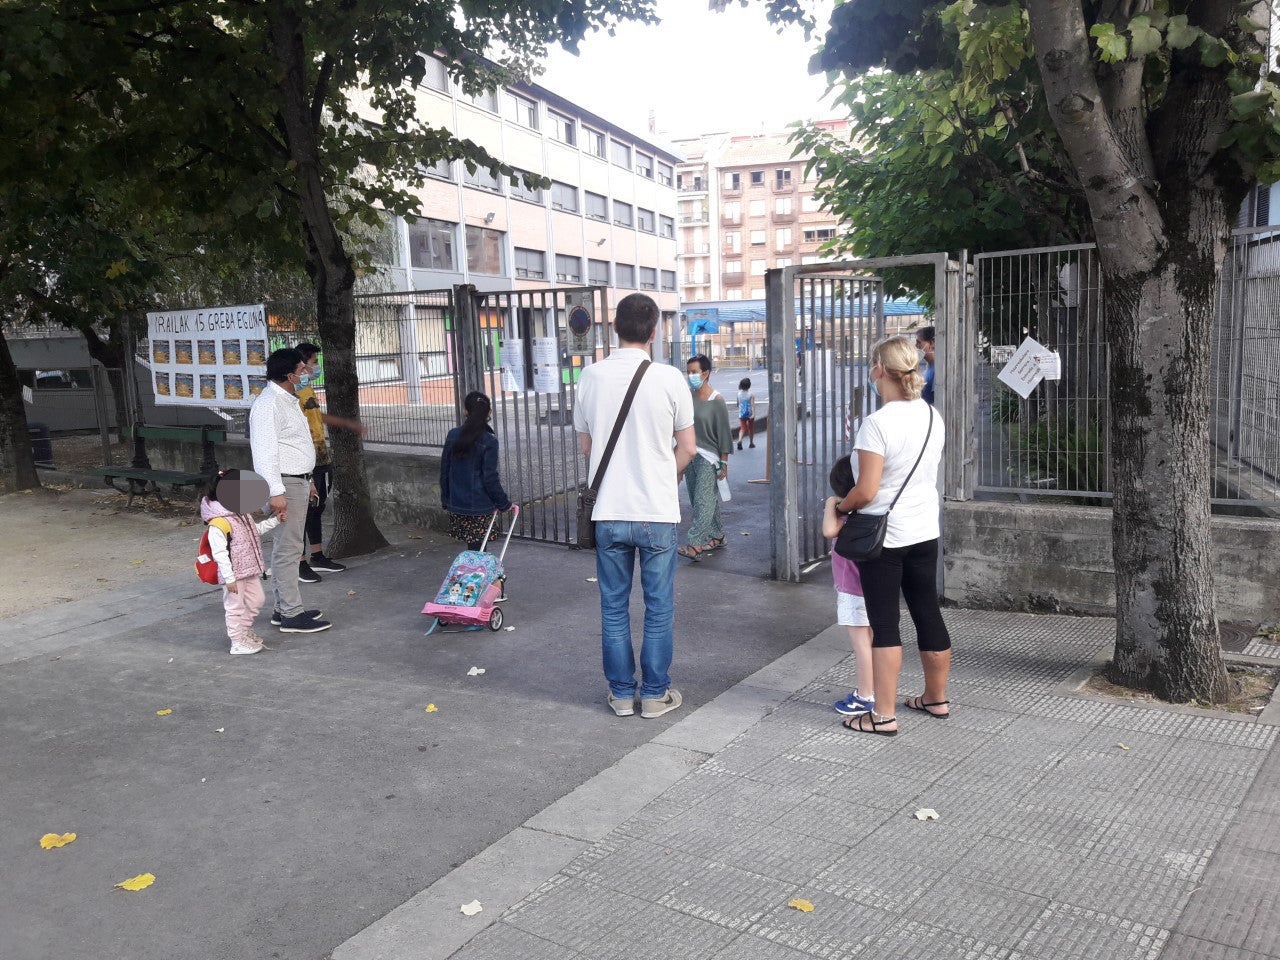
[425,617,440,636]
[488,608,504,631]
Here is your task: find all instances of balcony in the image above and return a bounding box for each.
[773,209,797,224]
[772,179,795,193]
[683,242,711,255]
[679,180,708,194]
[680,214,709,225]
[721,213,741,226]
[722,272,744,286]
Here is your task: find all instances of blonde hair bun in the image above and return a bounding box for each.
[871,334,926,400]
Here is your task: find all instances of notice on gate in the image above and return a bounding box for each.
[531,337,561,394]
[145,304,267,408]
[565,291,595,357]
[500,338,525,393]
[996,336,1054,399]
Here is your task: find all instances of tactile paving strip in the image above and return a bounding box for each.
[1013,903,1168,960]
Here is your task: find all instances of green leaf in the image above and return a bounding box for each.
[1090,22,1128,63]
[1128,16,1162,58]
[1199,35,1230,68]
[1165,15,1199,50]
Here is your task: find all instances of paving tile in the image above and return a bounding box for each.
[579,900,738,960]
[451,921,586,960]
[890,718,994,756]
[809,854,940,913]
[1058,855,1198,927]
[690,775,812,826]
[644,806,766,861]
[791,724,897,768]
[868,917,1017,959]
[811,770,931,811]
[1242,890,1280,957]
[1096,704,1196,736]
[748,894,895,959]
[909,877,1048,946]
[658,860,800,932]
[1022,695,1116,725]
[854,816,981,871]
[614,795,694,839]
[744,752,853,794]
[1177,718,1277,750]
[1223,810,1280,857]
[658,766,739,806]
[708,935,814,960]
[562,836,707,901]
[1161,933,1276,960]
[1081,821,1218,884]
[710,823,850,885]
[846,743,961,782]
[1201,841,1280,886]
[503,878,642,954]
[992,714,1095,745]
[950,834,1085,902]
[777,793,891,847]
[1014,903,1168,960]
[1175,881,1265,950]
[933,754,1048,799]
[985,804,1113,856]
[944,704,1021,734]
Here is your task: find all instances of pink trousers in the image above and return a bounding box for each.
[222,577,265,643]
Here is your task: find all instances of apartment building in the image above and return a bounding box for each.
[672,123,849,303]
[375,57,681,330]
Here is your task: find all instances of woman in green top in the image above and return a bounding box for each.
[679,354,733,561]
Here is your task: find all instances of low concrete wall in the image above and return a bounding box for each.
[944,501,1279,623]
[144,437,448,532]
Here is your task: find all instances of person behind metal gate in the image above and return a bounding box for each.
[678,354,733,561]
[916,325,936,405]
[293,342,367,583]
[249,348,333,634]
[440,391,514,558]
[574,293,695,720]
[835,334,951,736]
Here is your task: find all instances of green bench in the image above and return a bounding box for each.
[89,424,226,507]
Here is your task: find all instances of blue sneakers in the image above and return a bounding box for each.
[834,689,876,716]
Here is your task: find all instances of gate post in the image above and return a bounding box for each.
[766,267,801,582]
[452,285,486,401]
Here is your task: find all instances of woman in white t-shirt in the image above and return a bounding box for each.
[835,335,952,737]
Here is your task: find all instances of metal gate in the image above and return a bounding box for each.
[471,286,612,546]
[766,255,973,581]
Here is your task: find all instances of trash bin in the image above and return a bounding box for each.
[27,422,55,468]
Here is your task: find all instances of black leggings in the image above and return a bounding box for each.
[856,539,952,652]
[305,464,331,549]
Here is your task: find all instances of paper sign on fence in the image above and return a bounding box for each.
[997,337,1048,399]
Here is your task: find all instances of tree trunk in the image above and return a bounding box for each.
[0,324,41,491]
[79,318,131,438]
[1028,0,1231,703]
[268,1,387,558]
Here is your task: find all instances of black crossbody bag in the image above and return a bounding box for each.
[576,360,651,549]
[834,406,934,562]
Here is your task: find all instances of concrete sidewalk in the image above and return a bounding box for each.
[337,610,1280,960]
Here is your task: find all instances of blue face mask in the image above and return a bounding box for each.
[687,373,704,390]
[298,372,312,388]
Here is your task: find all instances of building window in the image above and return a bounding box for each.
[657,162,674,186]
[504,91,539,129]
[775,168,793,188]
[407,217,456,270]
[802,195,821,213]
[749,199,765,217]
[725,172,741,191]
[750,170,764,186]
[551,181,579,212]
[466,226,504,274]
[750,259,766,276]
[750,229,766,246]
[776,197,793,215]
[723,201,740,223]
[509,171,543,204]
[585,191,608,221]
[609,139,631,169]
[514,247,545,279]
[638,266,657,290]
[724,260,742,274]
[776,228,793,248]
[556,254,582,283]
[659,214,675,238]
[726,289,743,301]
[549,111,576,146]
[801,255,821,264]
[613,200,633,228]
[803,227,836,242]
[635,151,654,179]
[588,258,610,285]
[461,87,499,112]
[420,156,452,181]
[464,164,503,194]
[636,207,656,233]
[585,127,606,158]
[725,231,741,253]
[776,258,793,268]
[422,56,449,93]
[660,269,676,291]
[615,263,636,288]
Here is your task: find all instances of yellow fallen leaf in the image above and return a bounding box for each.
[131,559,145,565]
[116,873,155,891]
[156,708,172,716]
[787,898,815,913]
[40,832,77,849]
[1117,743,1130,751]
[425,704,438,713]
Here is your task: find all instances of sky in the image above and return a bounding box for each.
[538,0,837,145]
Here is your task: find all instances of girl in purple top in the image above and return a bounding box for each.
[823,456,874,716]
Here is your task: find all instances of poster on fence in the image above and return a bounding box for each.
[565,291,595,356]
[145,304,267,408]
[500,338,525,393]
[531,337,561,394]
[996,336,1052,399]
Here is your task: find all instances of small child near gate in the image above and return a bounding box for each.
[822,455,875,719]
[737,378,756,450]
[200,471,280,655]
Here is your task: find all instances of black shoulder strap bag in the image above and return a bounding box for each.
[834,406,934,562]
[576,360,651,549]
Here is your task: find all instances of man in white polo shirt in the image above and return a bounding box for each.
[574,294,696,719]
[249,348,332,634]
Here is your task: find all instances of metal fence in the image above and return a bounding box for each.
[974,235,1279,507]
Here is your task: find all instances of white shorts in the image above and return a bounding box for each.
[837,591,869,627]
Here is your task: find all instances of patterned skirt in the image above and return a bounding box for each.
[448,512,492,547]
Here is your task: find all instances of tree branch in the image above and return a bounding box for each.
[311,53,334,130]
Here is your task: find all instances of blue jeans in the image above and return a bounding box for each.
[594,520,678,699]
